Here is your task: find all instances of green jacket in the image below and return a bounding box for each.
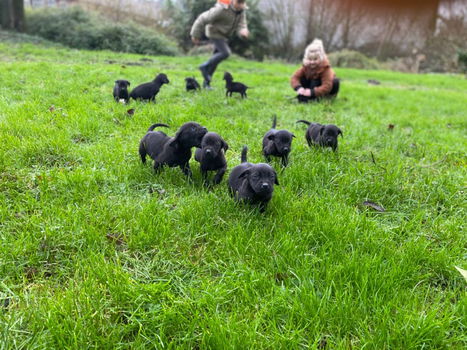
[190,3,248,40]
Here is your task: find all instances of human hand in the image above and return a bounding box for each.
[239,29,249,38]
[191,37,200,45]
[303,89,312,97]
[297,87,306,95]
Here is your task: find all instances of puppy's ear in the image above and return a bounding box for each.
[267,134,275,141]
[319,126,325,136]
[125,80,130,86]
[173,128,184,142]
[238,169,250,179]
[115,80,119,84]
[274,171,280,185]
[168,139,179,149]
[222,140,229,152]
[337,128,343,138]
[292,133,296,138]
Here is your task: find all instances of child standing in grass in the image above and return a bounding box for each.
[291,39,340,103]
[190,0,249,89]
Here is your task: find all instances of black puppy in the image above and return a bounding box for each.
[113,80,131,103]
[262,115,295,167]
[228,146,279,212]
[194,132,229,185]
[185,77,201,92]
[139,122,207,177]
[296,120,343,151]
[130,73,169,102]
[223,72,249,98]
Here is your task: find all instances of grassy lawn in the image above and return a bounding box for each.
[0,34,466,348]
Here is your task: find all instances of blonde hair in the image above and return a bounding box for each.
[303,39,326,65]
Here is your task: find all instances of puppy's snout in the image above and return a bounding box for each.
[283,146,289,152]
[261,183,270,190]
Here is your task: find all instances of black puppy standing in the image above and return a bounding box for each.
[296,120,343,151]
[185,77,201,92]
[195,132,229,185]
[139,122,207,177]
[113,80,131,103]
[263,115,295,167]
[223,72,249,98]
[130,73,169,102]
[228,146,279,212]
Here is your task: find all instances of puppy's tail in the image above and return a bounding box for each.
[241,146,248,163]
[296,120,311,126]
[147,123,170,132]
[272,114,277,128]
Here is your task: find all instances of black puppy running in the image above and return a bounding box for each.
[296,120,343,151]
[139,122,207,177]
[195,132,229,185]
[113,80,131,103]
[262,115,295,167]
[130,73,169,102]
[223,72,249,98]
[228,146,279,212]
[185,77,201,92]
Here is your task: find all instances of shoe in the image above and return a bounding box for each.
[199,64,212,83]
[203,80,213,90]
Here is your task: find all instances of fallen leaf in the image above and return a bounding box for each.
[106,233,125,246]
[274,272,289,284]
[368,79,381,85]
[388,124,395,131]
[127,108,135,116]
[49,105,55,112]
[121,65,126,68]
[318,337,328,349]
[455,266,467,282]
[363,201,385,212]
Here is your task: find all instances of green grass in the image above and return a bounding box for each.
[1,34,466,349]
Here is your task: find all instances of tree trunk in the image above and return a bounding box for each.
[0,0,25,31]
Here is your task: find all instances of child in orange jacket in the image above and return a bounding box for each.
[290,39,340,103]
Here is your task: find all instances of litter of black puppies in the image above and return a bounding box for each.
[139,122,207,177]
[228,146,279,212]
[185,77,201,92]
[296,120,343,151]
[262,115,295,167]
[195,132,229,186]
[223,72,249,98]
[130,73,169,102]
[113,80,131,103]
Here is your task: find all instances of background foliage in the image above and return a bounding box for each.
[26,7,180,56]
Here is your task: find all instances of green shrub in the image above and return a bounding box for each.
[328,49,381,70]
[26,7,180,56]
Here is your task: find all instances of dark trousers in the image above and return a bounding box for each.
[297,78,340,103]
[200,39,231,79]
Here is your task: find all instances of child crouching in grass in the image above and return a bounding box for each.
[291,39,340,103]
